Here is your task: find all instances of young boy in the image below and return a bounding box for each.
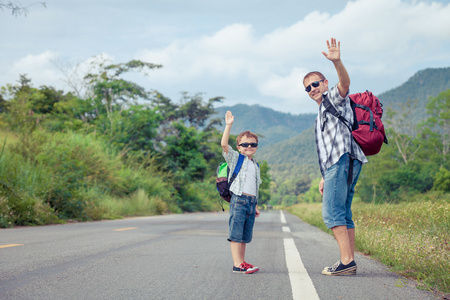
[221,110,261,274]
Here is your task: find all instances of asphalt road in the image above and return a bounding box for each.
[0,210,439,300]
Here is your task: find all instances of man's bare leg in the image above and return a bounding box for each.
[331,225,354,265]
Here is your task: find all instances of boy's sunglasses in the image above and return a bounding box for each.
[239,143,258,148]
[305,79,325,93]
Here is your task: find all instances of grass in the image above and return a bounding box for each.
[0,129,180,225]
[287,192,450,296]
[99,189,169,218]
[0,129,19,146]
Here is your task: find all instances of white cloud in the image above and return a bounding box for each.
[1,0,449,114]
[9,51,60,87]
[136,24,256,81]
[135,0,450,113]
[257,68,317,112]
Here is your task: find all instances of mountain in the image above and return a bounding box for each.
[257,126,320,182]
[377,67,450,121]
[213,67,450,183]
[212,104,315,148]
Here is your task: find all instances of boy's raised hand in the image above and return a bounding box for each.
[321,37,340,62]
[225,110,234,126]
[221,110,234,153]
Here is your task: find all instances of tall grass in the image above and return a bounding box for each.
[177,179,222,212]
[0,140,60,227]
[96,189,169,218]
[287,192,450,295]
[0,129,19,146]
[0,129,181,226]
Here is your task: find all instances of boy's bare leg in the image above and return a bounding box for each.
[331,226,354,265]
[230,242,246,266]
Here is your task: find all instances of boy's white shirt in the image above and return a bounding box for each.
[222,145,262,198]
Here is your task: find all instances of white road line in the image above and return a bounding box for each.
[280,210,287,224]
[284,238,320,300]
[282,226,291,232]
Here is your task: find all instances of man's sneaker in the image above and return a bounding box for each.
[233,262,259,274]
[321,260,357,276]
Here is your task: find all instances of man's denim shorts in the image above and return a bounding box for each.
[322,153,362,229]
[228,193,257,243]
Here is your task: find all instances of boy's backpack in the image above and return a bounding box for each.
[215,154,245,211]
[323,90,388,156]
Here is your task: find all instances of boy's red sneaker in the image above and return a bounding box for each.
[233,262,259,274]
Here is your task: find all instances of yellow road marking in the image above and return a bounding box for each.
[114,227,138,231]
[0,244,24,249]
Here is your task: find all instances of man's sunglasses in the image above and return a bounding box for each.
[239,143,258,148]
[305,79,325,93]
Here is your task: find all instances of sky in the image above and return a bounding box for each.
[1,0,450,114]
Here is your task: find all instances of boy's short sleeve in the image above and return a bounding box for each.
[222,145,240,176]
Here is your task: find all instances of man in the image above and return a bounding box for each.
[303,38,367,276]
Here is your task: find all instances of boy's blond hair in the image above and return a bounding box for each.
[236,131,258,145]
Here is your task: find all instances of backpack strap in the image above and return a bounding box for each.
[354,103,375,132]
[229,154,245,186]
[321,94,357,132]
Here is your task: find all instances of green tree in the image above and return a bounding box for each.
[163,121,208,181]
[433,167,450,192]
[417,89,450,191]
[1,75,41,136]
[358,142,399,203]
[96,106,162,156]
[0,93,8,113]
[178,92,223,130]
[419,89,450,168]
[385,100,421,164]
[258,161,271,205]
[83,57,161,118]
[0,75,88,133]
[300,177,322,203]
[358,91,450,202]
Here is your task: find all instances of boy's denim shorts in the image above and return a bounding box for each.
[322,153,362,229]
[228,193,257,243]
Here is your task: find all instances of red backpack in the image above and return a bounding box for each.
[323,90,388,156]
[349,91,388,155]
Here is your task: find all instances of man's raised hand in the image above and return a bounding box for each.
[322,37,341,62]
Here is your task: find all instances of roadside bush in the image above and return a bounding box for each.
[0,147,60,227]
[433,167,450,192]
[175,178,219,212]
[298,177,322,203]
[3,130,181,223]
[101,189,168,217]
[20,131,125,219]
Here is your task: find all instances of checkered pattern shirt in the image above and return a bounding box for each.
[315,85,367,177]
[222,146,262,198]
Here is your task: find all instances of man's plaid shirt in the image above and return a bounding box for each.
[222,146,261,198]
[315,85,367,177]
